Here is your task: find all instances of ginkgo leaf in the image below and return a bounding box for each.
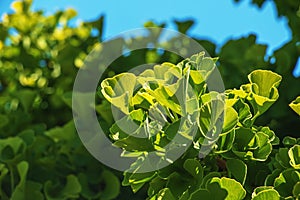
[246,70,282,117]
[289,96,300,116]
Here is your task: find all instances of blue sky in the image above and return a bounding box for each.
[0,0,299,75]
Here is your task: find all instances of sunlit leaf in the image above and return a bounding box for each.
[289,96,300,116]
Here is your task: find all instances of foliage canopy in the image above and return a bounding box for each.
[0,0,299,199]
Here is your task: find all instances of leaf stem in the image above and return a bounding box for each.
[8,164,14,194]
[250,111,260,125]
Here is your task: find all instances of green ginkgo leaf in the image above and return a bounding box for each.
[44,175,81,200]
[275,148,291,169]
[282,136,297,147]
[231,126,274,161]
[189,188,225,200]
[12,89,37,112]
[233,127,256,152]
[288,145,300,169]
[101,73,136,114]
[210,177,246,200]
[148,177,167,198]
[222,106,238,133]
[100,170,121,199]
[251,186,280,200]
[226,159,247,185]
[246,70,282,117]
[293,182,300,198]
[248,70,281,98]
[11,161,29,200]
[10,161,44,200]
[137,62,181,86]
[183,159,203,180]
[189,70,206,85]
[274,169,300,197]
[231,99,252,127]
[156,188,176,200]
[198,92,225,140]
[215,129,235,153]
[149,86,182,115]
[165,172,192,198]
[0,137,26,162]
[113,136,155,152]
[289,96,300,116]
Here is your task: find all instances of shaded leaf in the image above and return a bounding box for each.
[226,159,247,185]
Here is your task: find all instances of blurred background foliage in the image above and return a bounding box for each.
[0,0,299,199]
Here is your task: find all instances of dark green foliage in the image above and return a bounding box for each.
[0,0,299,199]
[0,0,120,199]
